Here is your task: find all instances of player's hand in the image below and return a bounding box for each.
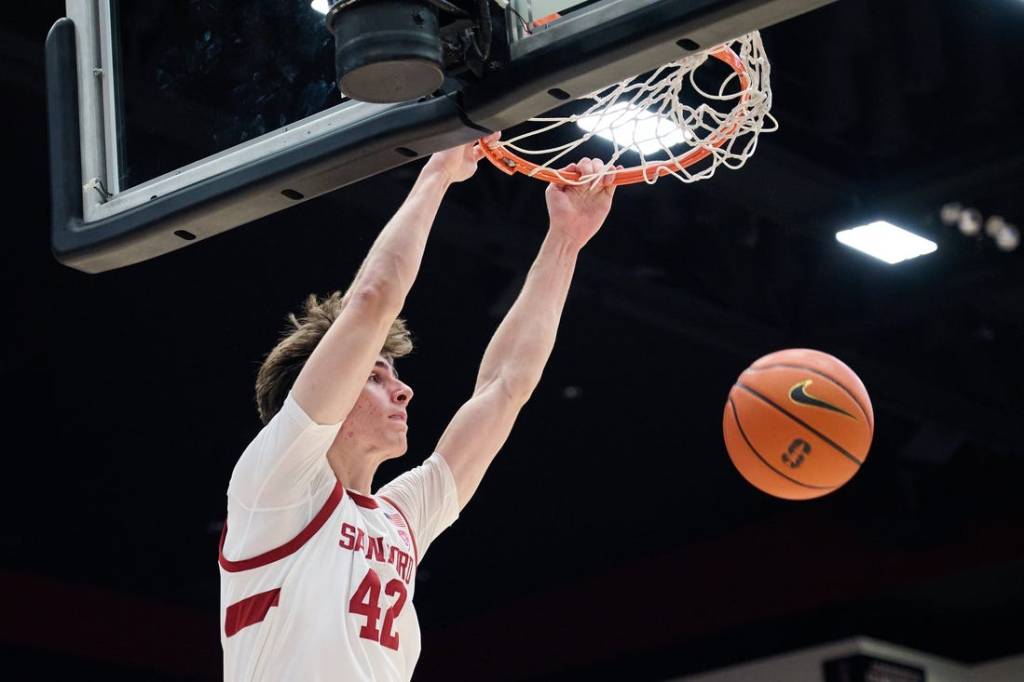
[545,158,621,250]
[424,132,501,184]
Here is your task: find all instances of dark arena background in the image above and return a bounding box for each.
[4,1,1024,680]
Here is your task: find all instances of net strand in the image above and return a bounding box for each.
[489,32,776,186]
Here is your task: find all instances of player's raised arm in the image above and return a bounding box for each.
[436,158,621,508]
[291,135,499,426]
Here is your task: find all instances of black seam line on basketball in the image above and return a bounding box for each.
[741,364,876,432]
[735,382,864,467]
[745,364,871,430]
[728,399,835,490]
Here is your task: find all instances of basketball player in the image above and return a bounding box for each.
[218,133,620,680]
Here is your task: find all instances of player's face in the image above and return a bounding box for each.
[344,356,414,458]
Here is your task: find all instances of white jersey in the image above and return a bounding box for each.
[219,393,460,681]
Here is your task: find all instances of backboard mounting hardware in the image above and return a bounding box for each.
[83,177,111,202]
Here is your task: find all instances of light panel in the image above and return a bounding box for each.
[835,221,937,264]
[576,103,693,156]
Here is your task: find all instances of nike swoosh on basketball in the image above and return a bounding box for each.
[788,380,856,419]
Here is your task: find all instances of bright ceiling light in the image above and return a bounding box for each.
[994,223,1020,252]
[958,207,982,236]
[311,0,330,14]
[576,103,693,156]
[835,221,937,265]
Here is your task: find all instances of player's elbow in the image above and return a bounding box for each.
[480,371,536,407]
[347,281,404,319]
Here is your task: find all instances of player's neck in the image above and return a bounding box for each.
[326,444,384,495]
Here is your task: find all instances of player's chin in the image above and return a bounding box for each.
[385,437,409,460]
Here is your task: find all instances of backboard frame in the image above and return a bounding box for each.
[49,0,834,273]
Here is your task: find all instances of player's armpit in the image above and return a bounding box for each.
[434,378,526,510]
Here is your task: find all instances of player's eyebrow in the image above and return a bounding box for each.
[374,359,398,380]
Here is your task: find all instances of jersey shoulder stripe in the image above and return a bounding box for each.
[219,480,344,573]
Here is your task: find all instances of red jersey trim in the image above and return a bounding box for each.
[379,495,419,566]
[347,489,379,509]
[218,480,345,573]
[224,587,281,637]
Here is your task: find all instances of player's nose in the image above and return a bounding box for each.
[393,381,413,405]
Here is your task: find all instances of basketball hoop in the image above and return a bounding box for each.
[479,31,776,186]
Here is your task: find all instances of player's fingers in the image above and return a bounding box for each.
[599,165,621,195]
[590,159,607,190]
[475,133,501,160]
[600,160,615,188]
[578,158,594,185]
[559,162,580,185]
[603,163,619,187]
[548,162,577,188]
[479,131,501,149]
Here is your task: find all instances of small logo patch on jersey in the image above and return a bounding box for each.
[385,511,411,550]
[788,379,856,419]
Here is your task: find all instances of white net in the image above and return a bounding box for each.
[490,31,776,186]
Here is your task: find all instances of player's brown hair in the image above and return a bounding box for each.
[255,291,413,425]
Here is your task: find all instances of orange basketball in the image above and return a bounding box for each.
[722,348,874,500]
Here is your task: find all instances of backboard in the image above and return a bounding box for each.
[48,0,834,272]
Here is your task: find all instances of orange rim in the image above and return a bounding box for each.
[479,46,753,186]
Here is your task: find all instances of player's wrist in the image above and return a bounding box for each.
[545,225,587,255]
[420,160,456,189]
